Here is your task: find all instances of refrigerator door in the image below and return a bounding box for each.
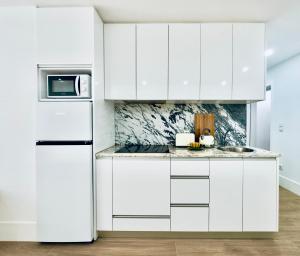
[36,144,93,242]
[36,102,92,141]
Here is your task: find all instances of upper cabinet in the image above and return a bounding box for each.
[104,24,136,100]
[136,24,168,100]
[201,23,233,100]
[232,23,265,100]
[103,22,265,102]
[37,7,94,65]
[169,24,200,100]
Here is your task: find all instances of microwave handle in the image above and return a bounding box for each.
[75,76,80,96]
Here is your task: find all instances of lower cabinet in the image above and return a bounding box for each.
[209,159,243,231]
[171,206,209,231]
[171,178,209,204]
[243,159,278,231]
[96,157,278,233]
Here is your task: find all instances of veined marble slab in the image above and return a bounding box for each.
[96,145,280,159]
[115,103,246,146]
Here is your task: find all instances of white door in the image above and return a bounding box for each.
[36,144,93,242]
[37,7,93,65]
[232,23,265,100]
[243,159,278,231]
[113,158,170,216]
[209,159,243,231]
[36,102,92,141]
[201,23,232,100]
[168,24,200,100]
[104,24,136,100]
[137,24,168,100]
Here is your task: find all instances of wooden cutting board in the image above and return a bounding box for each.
[194,113,215,142]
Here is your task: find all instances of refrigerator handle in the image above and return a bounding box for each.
[75,76,80,96]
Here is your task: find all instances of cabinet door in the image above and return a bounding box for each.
[201,24,232,100]
[137,24,168,100]
[96,157,113,231]
[104,24,136,100]
[232,23,265,100]
[113,158,170,215]
[243,159,278,231]
[37,7,93,65]
[169,24,200,100]
[209,159,243,231]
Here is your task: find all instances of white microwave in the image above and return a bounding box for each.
[47,74,91,99]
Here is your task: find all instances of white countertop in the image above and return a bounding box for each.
[96,145,280,159]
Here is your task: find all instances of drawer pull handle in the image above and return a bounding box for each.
[171,204,209,207]
[171,175,209,179]
[113,215,170,219]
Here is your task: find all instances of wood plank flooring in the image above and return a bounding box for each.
[1,187,300,256]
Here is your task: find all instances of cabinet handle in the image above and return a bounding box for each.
[171,175,209,179]
[171,204,209,207]
[112,215,170,219]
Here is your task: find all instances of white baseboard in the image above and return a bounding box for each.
[0,221,36,241]
[280,175,300,196]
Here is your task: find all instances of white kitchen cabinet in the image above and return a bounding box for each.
[171,207,209,231]
[137,24,168,100]
[243,159,278,231]
[96,157,113,231]
[232,23,265,100]
[171,178,209,204]
[171,159,209,176]
[168,24,200,100]
[104,24,136,99]
[37,7,94,65]
[201,24,233,100]
[113,158,170,216]
[209,159,243,231]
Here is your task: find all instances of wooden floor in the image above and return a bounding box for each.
[0,187,299,256]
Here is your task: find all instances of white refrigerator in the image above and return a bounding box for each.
[36,102,93,242]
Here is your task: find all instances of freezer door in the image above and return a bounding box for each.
[36,102,92,141]
[36,145,93,242]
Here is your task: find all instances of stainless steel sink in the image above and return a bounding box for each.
[217,146,255,153]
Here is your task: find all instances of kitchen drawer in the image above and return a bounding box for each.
[171,178,209,204]
[113,217,170,231]
[171,159,209,176]
[171,206,209,231]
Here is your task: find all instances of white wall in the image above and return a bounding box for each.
[0,7,37,241]
[252,90,271,150]
[269,53,300,195]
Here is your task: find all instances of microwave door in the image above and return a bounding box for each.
[47,75,77,98]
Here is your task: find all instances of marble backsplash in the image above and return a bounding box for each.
[115,104,247,146]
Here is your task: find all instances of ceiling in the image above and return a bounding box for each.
[1,0,300,67]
